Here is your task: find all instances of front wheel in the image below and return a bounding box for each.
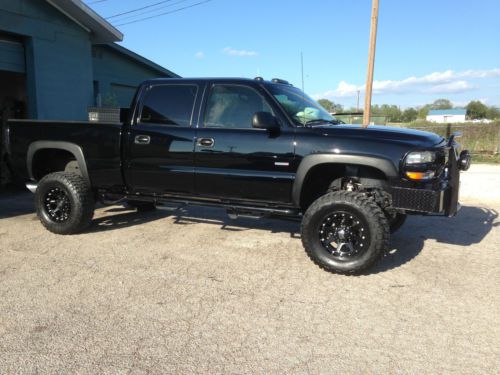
[301,191,390,275]
[35,172,95,235]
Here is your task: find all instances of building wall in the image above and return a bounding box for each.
[0,0,94,120]
[426,114,466,123]
[92,45,170,108]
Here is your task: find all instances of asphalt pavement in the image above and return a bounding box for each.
[0,164,498,374]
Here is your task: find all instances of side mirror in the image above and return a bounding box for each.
[252,112,279,130]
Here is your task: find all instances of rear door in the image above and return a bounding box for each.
[194,83,295,203]
[124,83,200,194]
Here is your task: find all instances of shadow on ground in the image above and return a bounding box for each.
[89,205,301,236]
[373,206,498,273]
[0,190,33,219]
[2,191,497,274]
[89,203,497,274]
[87,207,169,233]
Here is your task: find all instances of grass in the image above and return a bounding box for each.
[388,121,500,164]
[469,153,500,164]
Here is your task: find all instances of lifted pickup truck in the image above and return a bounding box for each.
[6,77,471,274]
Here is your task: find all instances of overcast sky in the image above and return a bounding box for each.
[85,0,500,108]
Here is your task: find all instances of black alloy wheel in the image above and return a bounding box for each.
[43,187,72,223]
[35,172,95,235]
[318,211,370,260]
[301,191,389,274]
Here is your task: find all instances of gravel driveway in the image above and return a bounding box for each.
[0,164,498,374]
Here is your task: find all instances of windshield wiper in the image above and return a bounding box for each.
[305,119,339,127]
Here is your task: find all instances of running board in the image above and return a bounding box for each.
[226,209,266,220]
[102,192,300,218]
[155,197,299,218]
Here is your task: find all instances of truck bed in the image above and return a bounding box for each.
[7,120,124,189]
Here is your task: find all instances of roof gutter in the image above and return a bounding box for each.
[45,0,123,43]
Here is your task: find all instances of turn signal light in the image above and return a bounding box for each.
[405,171,435,180]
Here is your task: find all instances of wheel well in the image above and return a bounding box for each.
[32,148,80,181]
[299,163,387,210]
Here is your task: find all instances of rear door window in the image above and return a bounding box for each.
[140,84,198,126]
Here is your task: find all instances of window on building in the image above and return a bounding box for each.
[204,85,273,129]
[140,84,197,126]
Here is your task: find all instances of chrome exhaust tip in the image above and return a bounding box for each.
[26,181,38,193]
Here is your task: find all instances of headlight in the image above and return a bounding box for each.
[405,151,436,165]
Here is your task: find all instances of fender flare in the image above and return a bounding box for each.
[27,141,90,184]
[292,154,398,207]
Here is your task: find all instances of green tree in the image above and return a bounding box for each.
[402,108,418,122]
[346,107,360,113]
[378,104,402,122]
[417,104,432,119]
[466,100,488,119]
[486,106,500,120]
[318,98,343,113]
[431,99,453,110]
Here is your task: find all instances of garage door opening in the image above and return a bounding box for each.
[0,70,27,184]
[0,70,27,119]
[0,34,27,184]
[0,34,27,120]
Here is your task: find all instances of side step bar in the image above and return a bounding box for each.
[102,192,301,218]
[155,196,300,218]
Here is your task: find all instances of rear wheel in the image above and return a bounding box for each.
[301,191,389,275]
[35,172,94,235]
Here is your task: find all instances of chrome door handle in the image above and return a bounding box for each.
[197,137,214,147]
[134,135,150,145]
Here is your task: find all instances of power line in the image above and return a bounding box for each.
[114,0,214,27]
[106,0,177,19]
[109,0,191,23]
[87,0,109,4]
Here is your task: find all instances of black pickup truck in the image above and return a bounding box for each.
[6,77,471,274]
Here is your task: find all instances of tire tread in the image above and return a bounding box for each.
[36,172,94,235]
[301,191,390,275]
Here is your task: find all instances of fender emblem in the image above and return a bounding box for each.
[274,162,289,166]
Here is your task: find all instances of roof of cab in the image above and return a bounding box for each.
[141,77,293,86]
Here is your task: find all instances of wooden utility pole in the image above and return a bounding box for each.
[362,0,379,127]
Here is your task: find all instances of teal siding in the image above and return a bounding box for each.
[0,0,176,119]
[92,45,173,107]
[25,33,93,120]
[110,83,136,107]
[0,0,93,120]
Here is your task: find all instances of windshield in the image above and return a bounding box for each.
[267,84,335,126]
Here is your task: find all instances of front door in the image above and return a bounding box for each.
[125,83,199,195]
[194,83,295,203]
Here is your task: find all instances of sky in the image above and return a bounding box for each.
[84,0,500,109]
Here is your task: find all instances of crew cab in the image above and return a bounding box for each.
[6,77,471,274]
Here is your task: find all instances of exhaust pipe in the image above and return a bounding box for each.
[26,181,38,193]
